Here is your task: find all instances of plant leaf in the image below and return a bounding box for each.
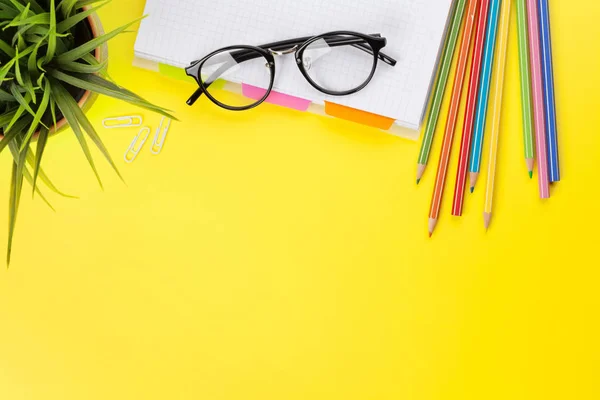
[56,1,108,34]
[45,0,56,63]
[8,140,57,211]
[49,78,103,189]
[5,12,49,27]
[9,83,35,117]
[25,0,45,14]
[27,136,78,199]
[21,78,51,149]
[0,88,16,101]
[32,124,49,195]
[0,117,22,154]
[54,15,145,63]
[0,58,16,82]
[0,110,17,131]
[55,58,108,74]
[0,38,15,57]
[7,158,23,265]
[27,32,47,83]
[6,134,31,266]
[59,0,79,18]
[76,0,105,8]
[50,77,123,182]
[14,46,25,85]
[48,69,177,119]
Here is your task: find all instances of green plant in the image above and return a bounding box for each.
[0,0,173,264]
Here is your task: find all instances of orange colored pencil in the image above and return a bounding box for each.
[428,0,479,236]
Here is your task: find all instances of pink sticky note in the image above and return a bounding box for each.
[242,84,311,111]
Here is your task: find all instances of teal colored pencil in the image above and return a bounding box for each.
[416,0,467,183]
[516,0,535,177]
[468,0,502,191]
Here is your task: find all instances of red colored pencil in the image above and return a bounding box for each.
[451,0,491,217]
[428,0,480,236]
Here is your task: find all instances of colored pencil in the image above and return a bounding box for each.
[468,0,502,191]
[428,0,480,236]
[451,0,491,216]
[484,0,512,229]
[516,0,535,177]
[526,0,550,198]
[538,0,560,182]
[416,0,467,184]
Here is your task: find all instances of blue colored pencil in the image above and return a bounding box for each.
[538,0,559,182]
[468,0,502,191]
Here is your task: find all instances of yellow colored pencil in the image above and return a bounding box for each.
[484,0,512,229]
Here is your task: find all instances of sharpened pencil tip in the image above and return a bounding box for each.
[484,213,492,230]
[416,164,426,182]
[529,171,533,179]
[428,218,437,238]
[470,187,474,194]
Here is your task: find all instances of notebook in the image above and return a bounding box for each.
[134,0,454,133]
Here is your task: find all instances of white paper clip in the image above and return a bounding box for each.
[124,127,151,163]
[102,115,143,129]
[151,117,172,155]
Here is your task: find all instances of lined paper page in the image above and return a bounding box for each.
[135,0,453,129]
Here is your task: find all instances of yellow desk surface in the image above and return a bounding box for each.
[1,1,599,399]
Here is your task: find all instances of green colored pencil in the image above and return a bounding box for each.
[516,0,535,177]
[416,0,467,184]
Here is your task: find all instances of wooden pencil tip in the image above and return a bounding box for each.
[484,212,492,230]
[428,218,437,237]
[469,172,479,192]
[416,164,426,182]
[526,158,535,177]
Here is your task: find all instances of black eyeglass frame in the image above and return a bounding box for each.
[184,31,397,111]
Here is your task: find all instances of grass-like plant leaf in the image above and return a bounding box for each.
[6,136,29,265]
[32,124,48,194]
[20,78,50,148]
[5,12,49,28]
[45,0,56,63]
[9,82,34,113]
[52,78,123,182]
[55,15,144,64]
[76,0,105,8]
[27,141,77,199]
[56,1,107,33]
[50,78,103,189]
[56,58,107,74]
[49,69,176,119]
[0,37,15,57]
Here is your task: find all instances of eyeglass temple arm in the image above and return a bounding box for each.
[186,34,396,105]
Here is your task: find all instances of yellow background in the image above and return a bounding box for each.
[1,1,599,399]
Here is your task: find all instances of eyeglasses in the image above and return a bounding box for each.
[185,31,397,111]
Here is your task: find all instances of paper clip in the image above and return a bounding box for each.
[102,115,143,129]
[151,117,171,155]
[124,127,151,163]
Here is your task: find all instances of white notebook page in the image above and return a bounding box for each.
[135,0,454,129]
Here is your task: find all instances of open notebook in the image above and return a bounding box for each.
[134,0,454,134]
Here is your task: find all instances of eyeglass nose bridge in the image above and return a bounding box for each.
[268,45,298,56]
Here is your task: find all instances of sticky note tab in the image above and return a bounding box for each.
[158,63,190,81]
[324,102,396,130]
[242,84,311,111]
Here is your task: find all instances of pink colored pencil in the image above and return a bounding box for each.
[526,0,550,198]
